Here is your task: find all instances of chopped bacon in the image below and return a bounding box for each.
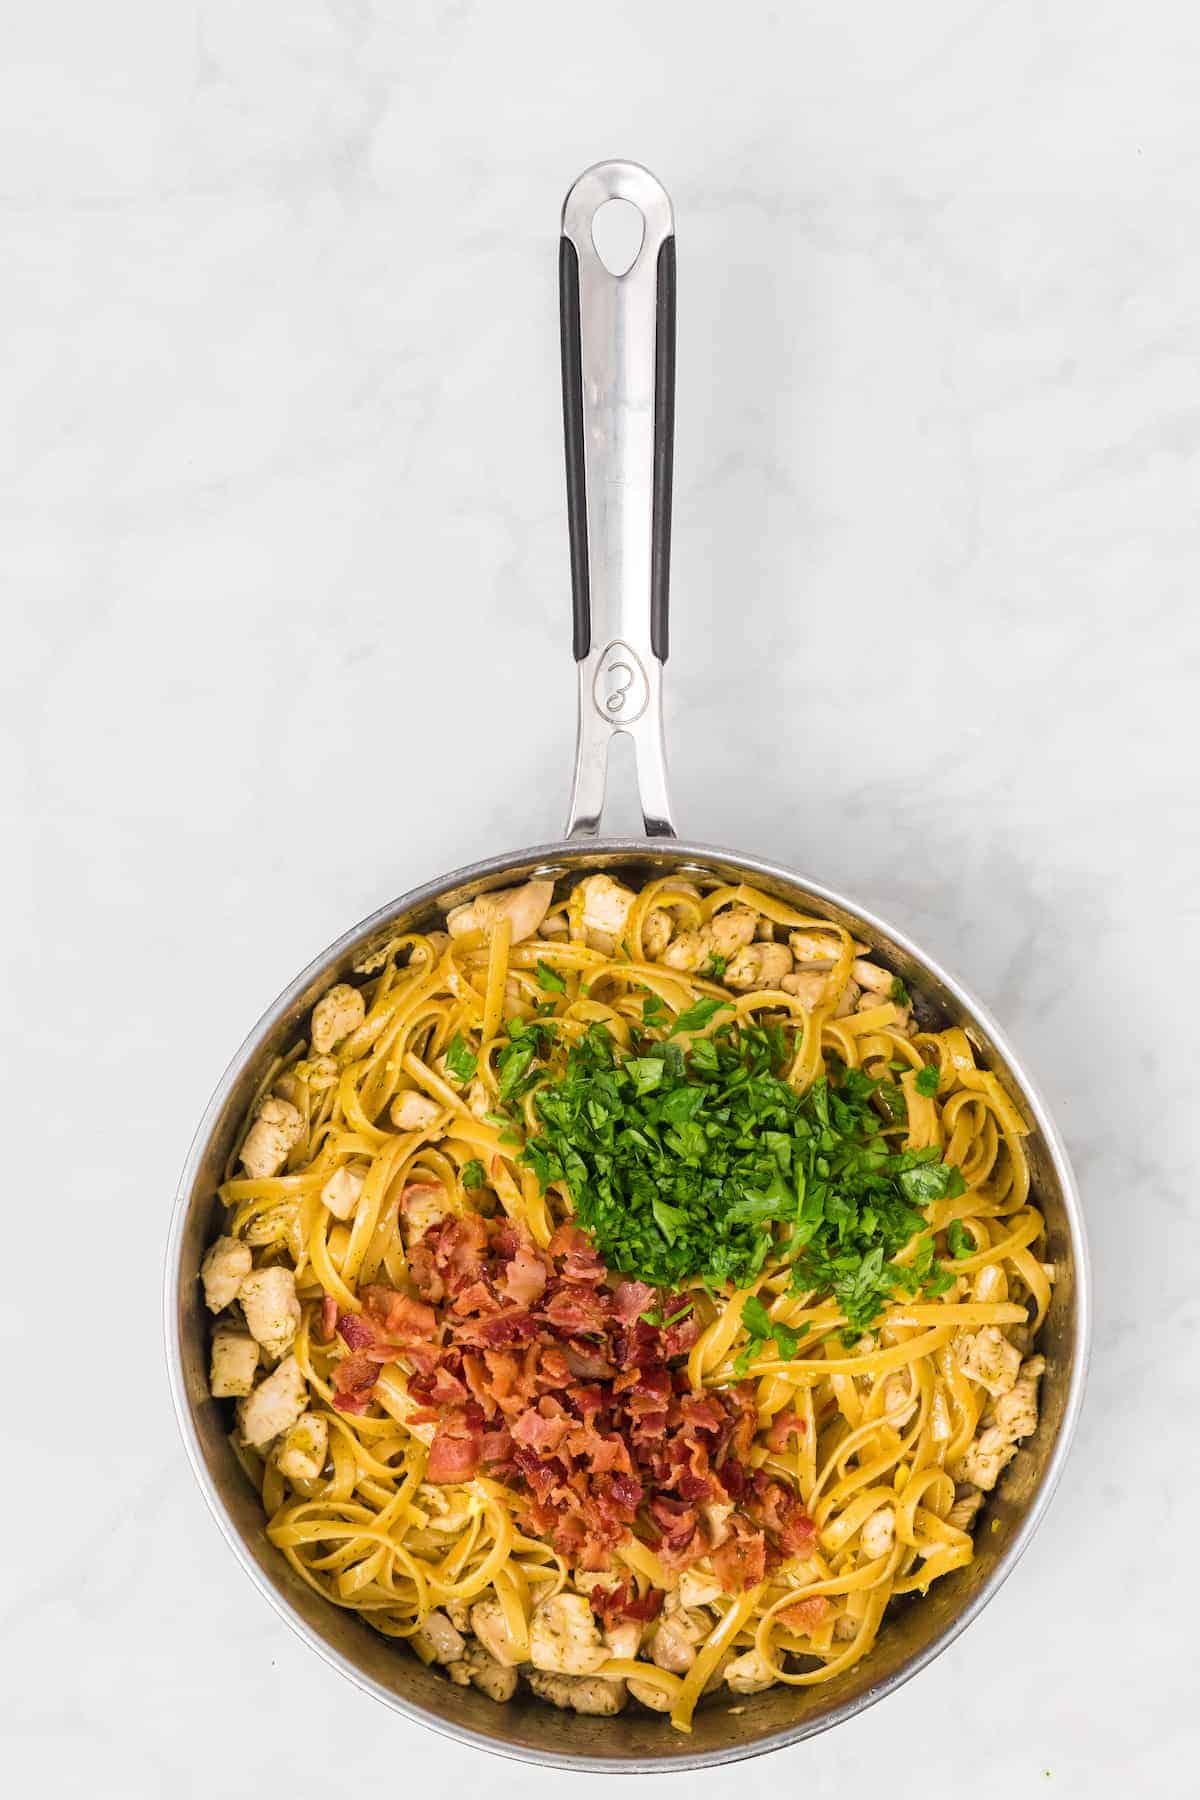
[544,1284,610,1335]
[612,1280,657,1323]
[563,1343,616,1380]
[511,1400,571,1455]
[361,1284,437,1343]
[779,1594,828,1633]
[548,1222,606,1284]
[337,1310,378,1352]
[711,1516,767,1591]
[589,1580,665,1625]
[501,1243,550,1307]
[331,1352,378,1412]
[425,1406,484,1483]
[766,1409,807,1453]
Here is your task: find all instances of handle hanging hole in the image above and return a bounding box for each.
[591,197,645,276]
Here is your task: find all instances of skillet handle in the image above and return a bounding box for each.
[560,161,677,838]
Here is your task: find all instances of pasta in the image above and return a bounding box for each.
[200,872,1051,1729]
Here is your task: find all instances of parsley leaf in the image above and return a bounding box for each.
[890,976,911,1007]
[536,961,566,993]
[444,1035,477,1083]
[669,997,733,1036]
[915,1064,940,1097]
[947,1219,974,1259]
[461,1158,485,1190]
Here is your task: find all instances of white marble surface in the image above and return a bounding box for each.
[4,1,1198,1791]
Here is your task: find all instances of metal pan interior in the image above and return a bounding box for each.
[165,837,1089,1772]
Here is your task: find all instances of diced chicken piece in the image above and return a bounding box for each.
[237,1354,308,1447]
[459,1641,517,1702]
[275,1411,329,1482]
[781,970,828,1007]
[833,1611,859,1641]
[469,1598,523,1668]
[273,1072,303,1107]
[390,1090,441,1132]
[527,1672,626,1715]
[576,874,636,946]
[957,1426,1016,1492]
[678,1568,724,1609]
[661,929,706,973]
[725,1648,778,1694]
[446,880,554,946]
[540,912,569,939]
[239,1266,301,1358]
[947,1485,985,1532]
[851,958,893,995]
[881,1371,917,1427]
[304,1055,339,1092]
[724,942,794,991]
[973,1264,1006,1305]
[321,1159,368,1221]
[701,1501,734,1547]
[706,906,758,959]
[991,1356,1044,1441]
[311,983,365,1054]
[210,1323,259,1398]
[445,1660,471,1687]
[650,1595,708,1674]
[239,1095,305,1179]
[412,1610,466,1665]
[529,1592,608,1675]
[443,1597,471,1633]
[401,1181,453,1241]
[833,978,862,1018]
[956,1327,1021,1398]
[603,1619,643,1660]
[200,1235,252,1312]
[860,1505,896,1560]
[628,1676,673,1712]
[642,909,672,958]
[788,930,841,967]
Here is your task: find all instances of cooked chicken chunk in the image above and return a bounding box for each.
[725,1648,778,1694]
[724,942,794,991]
[469,1598,523,1668]
[412,1610,466,1665]
[860,1505,896,1560]
[456,1640,518,1702]
[956,1327,1021,1398]
[851,958,894,995]
[529,1592,608,1675]
[239,1266,301,1358]
[209,1323,259,1398]
[400,1180,452,1241]
[526,1672,626,1714]
[602,1619,643,1661]
[660,929,706,973]
[321,1159,368,1221]
[881,1370,918,1427]
[678,1568,724,1609]
[781,970,828,1006]
[275,1411,329,1482]
[239,1095,304,1179]
[446,879,554,946]
[650,1596,708,1673]
[788,930,841,967]
[200,1235,252,1312]
[641,909,672,958]
[707,906,758,958]
[991,1356,1045,1441]
[947,1485,985,1532]
[311,982,365,1054]
[576,874,636,949]
[390,1090,441,1132]
[237,1354,307,1447]
[957,1425,1016,1492]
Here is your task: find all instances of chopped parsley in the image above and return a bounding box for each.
[946,1218,974,1259]
[444,1035,477,1083]
[461,1158,486,1190]
[535,961,566,993]
[890,976,911,1007]
[520,1019,965,1333]
[915,1063,941,1097]
[702,953,728,979]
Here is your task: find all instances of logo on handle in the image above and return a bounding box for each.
[592,639,649,724]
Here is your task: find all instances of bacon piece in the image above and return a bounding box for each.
[426,1407,483,1483]
[331,1352,378,1415]
[766,1409,807,1453]
[779,1594,828,1633]
[543,1284,610,1335]
[711,1516,767,1591]
[337,1310,378,1352]
[589,1580,664,1625]
[481,1428,514,1464]
[611,1280,657,1323]
[548,1222,606,1284]
[361,1284,438,1342]
[511,1400,571,1456]
[452,1279,501,1317]
[563,1343,616,1380]
[501,1243,549,1307]
[458,1308,539,1348]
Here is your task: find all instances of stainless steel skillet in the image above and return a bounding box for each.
[164,161,1091,1771]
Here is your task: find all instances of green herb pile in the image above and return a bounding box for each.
[518,1009,966,1346]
